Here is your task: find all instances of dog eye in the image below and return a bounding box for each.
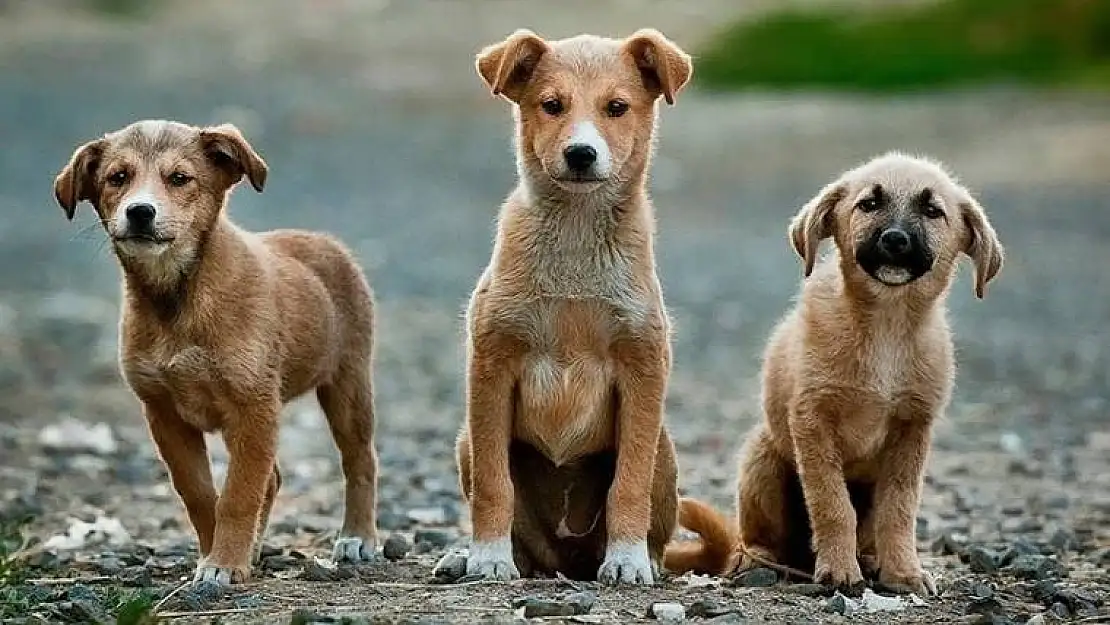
[923,205,945,219]
[856,197,880,212]
[606,99,629,117]
[541,98,564,116]
[107,171,128,187]
[168,172,193,187]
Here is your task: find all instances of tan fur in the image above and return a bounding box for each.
[669,153,1003,596]
[455,29,692,584]
[53,120,379,584]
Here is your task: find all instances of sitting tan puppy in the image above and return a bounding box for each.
[446,29,692,584]
[666,153,1003,595]
[53,120,379,585]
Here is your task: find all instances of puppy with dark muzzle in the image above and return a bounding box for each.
[53,120,379,585]
[665,153,1004,596]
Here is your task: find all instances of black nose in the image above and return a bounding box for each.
[125,203,156,228]
[563,144,597,173]
[879,228,911,256]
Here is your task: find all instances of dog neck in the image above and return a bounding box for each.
[118,216,238,323]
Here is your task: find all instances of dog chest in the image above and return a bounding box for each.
[123,344,228,431]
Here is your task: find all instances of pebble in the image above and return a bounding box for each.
[382,533,411,561]
[1024,615,1047,625]
[407,507,448,526]
[1007,554,1064,580]
[1049,602,1069,618]
[432,549,468,582]
[180,579,224,611]
[234,593,265,609]
[825,592,858,616]
[733,567,778,587]
[648,602,685,622]
[687,598,736,619]
[1048,528,1075,553]
[263,554,301,571]
[299,557,356,582]
[512,592,596,618]
[118,565,152,587]
[968,546,1000,574]
[784,583,829,597]
[1030,579,1057,602]
[96,556,123,575]
[1052,588,1100,613]
[932,532,967,556]
[38,418,117,455]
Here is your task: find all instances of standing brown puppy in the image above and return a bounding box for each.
[446,29,692,584]
[665,153,1003,595]
[53,120,379,585]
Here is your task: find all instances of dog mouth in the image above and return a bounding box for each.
[113,234,176,245]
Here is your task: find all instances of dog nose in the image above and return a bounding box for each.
[563,144,597,173]
[125,203,156,228]
[879,228,911,256]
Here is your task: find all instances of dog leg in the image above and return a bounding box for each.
[252,465,282,565]
[873,416,935,596]
[790,406,865,594]
[647,432,678,571]
[464,339,519,580]
[855,488,880,580]
[599,339,668,586]
[319,368,379,563]
[144,400,217,557]
[195,401,279,586]
[732,426,792,575]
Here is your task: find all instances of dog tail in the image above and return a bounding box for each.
[663,497,736,575]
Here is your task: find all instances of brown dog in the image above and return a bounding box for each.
[441,29,692,584]
[666,153,1003,595]
[53,120,379,585]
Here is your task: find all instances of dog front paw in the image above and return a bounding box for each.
[878,567,936,596]
[465,538,519,581]
[598,541,655,585]
[814,552,865,596]
[193,560,250,586]
[333,535,378,563]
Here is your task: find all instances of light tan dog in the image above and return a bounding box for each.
[666,153,1003,595]
[444,29,692,584]
[53,120,379,585]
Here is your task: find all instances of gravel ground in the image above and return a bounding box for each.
[1,3,1109,623]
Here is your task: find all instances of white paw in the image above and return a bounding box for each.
[465,538,519,581]
[332,536,378,563]
[598,540,655,585]
[193,564,240,586]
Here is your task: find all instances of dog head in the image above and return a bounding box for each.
[54,120,266,286]
[789,152,1004,299]
[476,29,692,196]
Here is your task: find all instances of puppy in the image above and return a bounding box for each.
[53,120,379,585]
[444,29,692,584]
[666,153,1003,595]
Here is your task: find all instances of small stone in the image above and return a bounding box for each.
[859,588,906,613]
[259,544,282,558]
[785,583,829,597]
[1030,580,1057,603]
[96,557,123,575]
[968,546,1000,574]
[513,592,596,618]
[414,529,453,550]
[1007,554,1064,581]
[966,595,1004,617]
[407,507,447,525]
[1090,547,1110,566]
[733,567,778,587]
[67,584,98,602]
[263,555,300,571]
[378,510,410,530]
[825,592,858,616]
[1000,539,1041,566]
[1024,615,1046,625]
[432,549,468,582]
[648,602,685,622]
[299,557,355,582]
[1049,602,1069,618]
[180,579,224,611]
[1052,588,1100,613]
[971,583,994,600]
[68,599,111,625]
[382,533,411,561]
[38,418,117,455]
[1048,529,1075,553]
[687,598,735,619]
[118,565,152,587]
[234,593,265,609]
[932,532,967,556]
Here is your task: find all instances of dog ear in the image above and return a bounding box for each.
[476,29,549,102]
[54,139,106,220]
[789,181,846,277]
[959,195,1004,299]
[624,29,693,105]
[199,124,268,192]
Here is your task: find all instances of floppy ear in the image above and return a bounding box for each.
[476,29,550,103]
[53,139,106,220]
[199,124,268,192]
[960,195,1004,299]
[623,28,693,105]
[789,181,846,277]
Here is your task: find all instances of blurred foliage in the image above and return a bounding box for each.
[696,0,1110,91]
